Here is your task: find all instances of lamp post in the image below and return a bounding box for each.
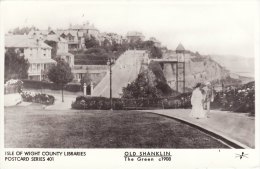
[107,57,115,110]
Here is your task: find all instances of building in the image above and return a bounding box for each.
[28,21,100,51]
[69,21,100,38]
[126,31,145,43]
[99,32,125,45]
[44,34,74,67]
[72,65,108,85]
[58,30,84,50]
[5,35,56,81]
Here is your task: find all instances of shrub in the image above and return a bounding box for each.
[163,92,192,109]
[22,79,82,92]
[4,79,23,94]
[64,83,82,92]
[72,96,123,110]
[212,82,255,114]
[21,91,55,105]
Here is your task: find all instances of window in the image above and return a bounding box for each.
[32,64,36,71]
[37,64,40,71]
[43,49,46,57]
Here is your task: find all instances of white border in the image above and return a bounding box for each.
[0,0,259,169]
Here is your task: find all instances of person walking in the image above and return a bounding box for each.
[204,82,215,118]
[190,83,206,119]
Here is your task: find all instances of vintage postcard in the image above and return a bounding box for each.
[0,0,259,169]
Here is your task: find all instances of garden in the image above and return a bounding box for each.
[71,81,255,115]
[4,79,55,105]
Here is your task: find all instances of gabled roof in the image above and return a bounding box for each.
[176,43,185,51]
[5,35,52,49]
[45,34,67,43]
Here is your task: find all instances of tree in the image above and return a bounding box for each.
[47,58,74,102]
[150,46,162,58]
[5,49,30,80]
[84,35,99,48]
[11,26,39,35]
[122,73,162,99]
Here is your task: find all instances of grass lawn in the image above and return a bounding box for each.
[5,104,229,148]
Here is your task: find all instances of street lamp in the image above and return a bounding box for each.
[107,57,115,110]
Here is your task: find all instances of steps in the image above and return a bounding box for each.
[92,50,148,98]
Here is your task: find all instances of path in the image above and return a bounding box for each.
[92,50,148,98]
[140,109,254,148]
[23,89,79,110]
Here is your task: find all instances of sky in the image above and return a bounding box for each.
[1,0,259,58]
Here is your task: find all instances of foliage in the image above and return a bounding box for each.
[84,35,99,48]
[150,46,162,58]
[47,58,74,86]
[74,39,162,65]
[47,59,74,101]
[10,26,39,35]
[4,79,23,94]
[5,49,30,80]
[122,73,162,99]
[163,93,192,109]
[22,79,82,92]
[73,47,113,65]
[212,81,255,115]
[21,91,55,105]
[71,96,123,110]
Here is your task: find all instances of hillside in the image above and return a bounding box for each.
[210,55,254,78]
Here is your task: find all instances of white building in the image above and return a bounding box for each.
[44,34,74,68]
[5,35,56,81]
[126,31,145,43]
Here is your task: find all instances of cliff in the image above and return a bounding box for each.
[162,50,230,91]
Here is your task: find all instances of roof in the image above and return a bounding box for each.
[28,58,56,64]
[69,23,98,31]
[58,30,78,37]
[45,34,67,43]
[5,35,52,49]
[176,43,185,51]
[28,30,49,36]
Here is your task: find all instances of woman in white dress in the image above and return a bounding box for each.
[190,83,206,119]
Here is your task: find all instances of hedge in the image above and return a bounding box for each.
[71,96,123,110]
[71,95,190,110]
[22,79,82,92]
[21,91,55,105]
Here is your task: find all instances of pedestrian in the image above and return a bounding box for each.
[204,82,215,118]
[190,83,206,119]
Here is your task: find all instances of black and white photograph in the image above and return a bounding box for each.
[0,0,259,168]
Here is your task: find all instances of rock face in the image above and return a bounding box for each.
[162,46,230,91]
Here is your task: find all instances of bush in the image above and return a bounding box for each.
[22,79,82,92]
[64,83,82,92]
[163,92,192,109]
[212,82,255,115]
[4,79,23,94]
[71,96,123,110]
[21,91,55,105]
